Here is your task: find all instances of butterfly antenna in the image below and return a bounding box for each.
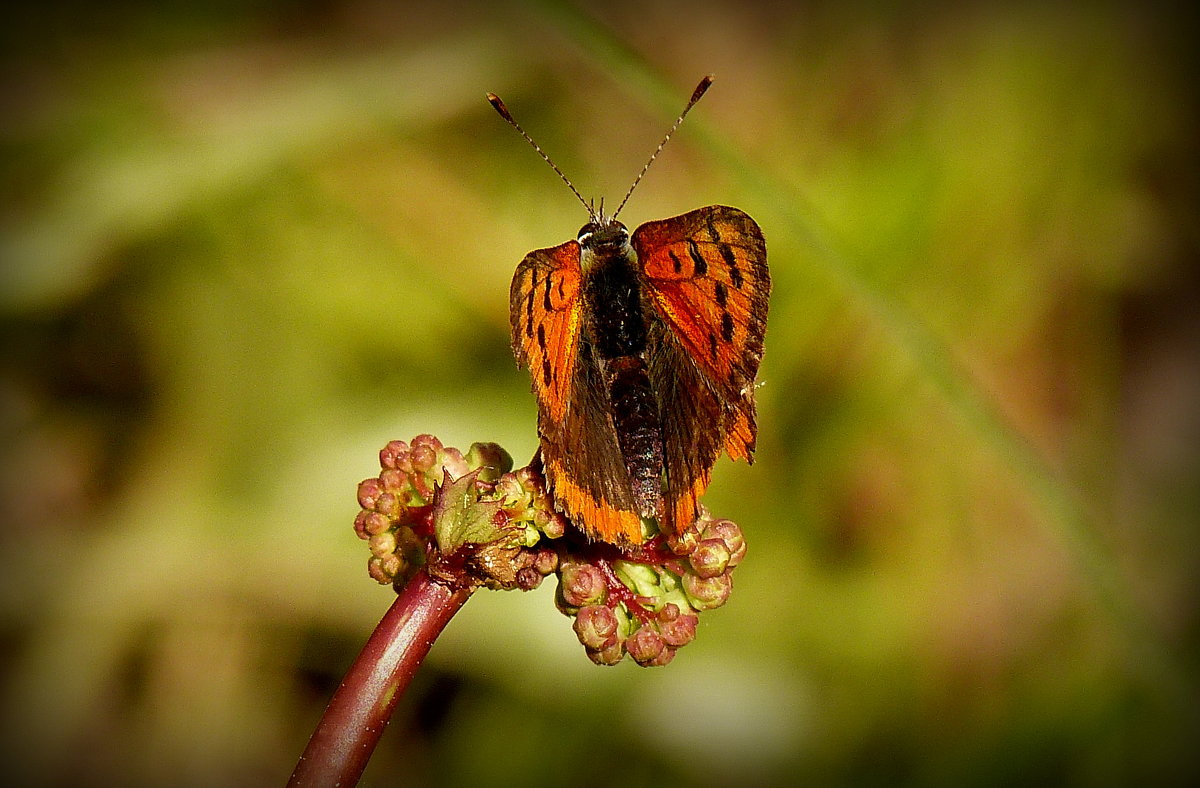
[487,92,593,219]
[612,74,714,220]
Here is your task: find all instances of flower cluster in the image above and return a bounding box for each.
[354,435,746,666]
[555,510,745,666]
[354,435,465,586]
[353,435,562,589]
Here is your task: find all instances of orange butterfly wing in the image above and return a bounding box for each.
[634,205,770,530]
[509,241,582,427]
[510,241,645,544]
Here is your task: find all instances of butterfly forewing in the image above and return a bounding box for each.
[634,205,769,406]
[509,241,584,426]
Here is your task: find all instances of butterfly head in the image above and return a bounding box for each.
[577,214,632,273]
[577,215,629,253]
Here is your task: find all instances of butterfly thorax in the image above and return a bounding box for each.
[579,221,646,360]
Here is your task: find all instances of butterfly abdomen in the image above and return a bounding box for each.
[582,244,666,521]
[604,356,665,520]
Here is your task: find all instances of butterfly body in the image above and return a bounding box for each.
[510,206,769,545]
[577,218,667,524]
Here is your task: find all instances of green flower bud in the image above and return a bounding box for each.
[689,538,732,579]
[374,491,401,519]
[368,531,396,558]
[586,641,626,666]
[701,518,746,567]
[368,553,404,585]
[614,561,664,598]
[683,571,733,611]
[540,510,566,540]
[466,442,513,482]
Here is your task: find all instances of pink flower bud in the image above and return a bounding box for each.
[574,605,619,650]
[626,625,665,665]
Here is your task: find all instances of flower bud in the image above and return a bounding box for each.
[688,538,732,579]
[368,553,404,584]
[532,548,559,576]
[361,511,391,536]
[516,566,543,591]
[667,527,698,556]
[353,510,370,539]
[701,518,746,567]
[441,447,470,481]
[410,444,437,474]
[379,440,409,470]
[683,572,733,611]
[466,442,512,482]
[367,531,396,558]
[586,639,626,666]
[410,470,433,502]
[574,605,619,650]
[626,625,665,665]
[540,510,566,540]
[357,478,383,510]
[378,468,407,492]
[373,491,400,519]
[656,605,698,647]
[559,563,608,608]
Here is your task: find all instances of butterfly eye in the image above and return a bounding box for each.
[577,222,597,242]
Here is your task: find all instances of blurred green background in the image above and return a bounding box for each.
[2,0,1197,785]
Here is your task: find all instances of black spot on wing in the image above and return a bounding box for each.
[720,244,744,290]
[670,250,683,274]
[686,240,708,276]
[721,311,735,343]
[714,280,728,308]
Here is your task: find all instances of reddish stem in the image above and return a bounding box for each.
[287,570,473,787]
[596,559,656,625]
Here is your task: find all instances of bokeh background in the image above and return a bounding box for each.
[2,1,1197,785]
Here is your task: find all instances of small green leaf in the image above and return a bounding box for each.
[432,469,506,552]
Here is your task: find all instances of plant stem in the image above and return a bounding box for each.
[287,570,473,787]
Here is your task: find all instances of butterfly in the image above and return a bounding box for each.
[490,76,770,546]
